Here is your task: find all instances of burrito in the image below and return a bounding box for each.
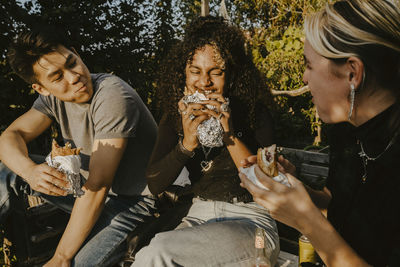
[240,144,290,190]
[182,91,227,148]
[46,140,85,197]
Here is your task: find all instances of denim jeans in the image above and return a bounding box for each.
[133,197,279,267]
[0,157,157,267]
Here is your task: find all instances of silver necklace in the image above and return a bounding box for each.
[200,144,213,172]
[358,133,397,183]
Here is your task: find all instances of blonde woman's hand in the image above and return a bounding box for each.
[239,164,320,233]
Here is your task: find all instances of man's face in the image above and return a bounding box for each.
[32,45,93,103]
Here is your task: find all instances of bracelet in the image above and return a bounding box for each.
[178,138,195,158]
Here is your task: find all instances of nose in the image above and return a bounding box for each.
[66,70,80,84]
[302,70,308,85]
[198,73,212,88]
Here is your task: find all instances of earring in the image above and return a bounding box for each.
[348,84,355,120]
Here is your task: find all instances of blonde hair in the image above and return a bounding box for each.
[305,0,400,92]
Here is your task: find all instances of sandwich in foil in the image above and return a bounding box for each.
[45,140,85,197]
[182,91,227,148]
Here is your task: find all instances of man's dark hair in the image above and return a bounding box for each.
[7,26,70,84]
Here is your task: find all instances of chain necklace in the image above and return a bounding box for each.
[200,144,213,172]
[358,132,397,183]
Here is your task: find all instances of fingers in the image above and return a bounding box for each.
[238,172,270,198]
[277,155,296,175]
[254,165,286,192]
[284,172,302,187]
[247,155,257,164]
[240,155,257,168]
[178,100,187,114]
[39,181,68,196]
[205,93,225,103]
[42,164,69,188]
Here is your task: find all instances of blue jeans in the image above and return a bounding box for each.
[0,157,157,267]
[133,197,279,267]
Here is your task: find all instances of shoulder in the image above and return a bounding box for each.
[91,73,140,106]
[92,73,136,96]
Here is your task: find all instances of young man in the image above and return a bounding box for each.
[0,27,157,266]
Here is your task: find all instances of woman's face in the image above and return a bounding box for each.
[303,40,350,124]
[185,44,226,96]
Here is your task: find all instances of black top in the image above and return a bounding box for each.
[326,103,400,267]
[145,103,274,202]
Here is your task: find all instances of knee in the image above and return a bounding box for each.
[133,232,176,266]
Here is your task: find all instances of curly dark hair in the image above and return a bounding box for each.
[157,16,270,132]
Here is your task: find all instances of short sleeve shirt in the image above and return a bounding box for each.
[33,73,157,196]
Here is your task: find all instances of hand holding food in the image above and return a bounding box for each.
[240,144,290,190]
[46,139,85,197]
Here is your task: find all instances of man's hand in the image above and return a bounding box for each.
[25,163,69,196]
[44,253,70,267]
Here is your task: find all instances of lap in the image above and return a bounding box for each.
[133,199,279,267]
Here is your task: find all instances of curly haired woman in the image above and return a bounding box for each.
[132,16,278,266]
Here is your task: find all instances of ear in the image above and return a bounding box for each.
[346,57,364,89]
[32,83,50,96]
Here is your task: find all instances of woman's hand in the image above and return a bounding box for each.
[277,155,297,177]
[200,93,233,143]
[240,153,297,176]
[239,164,319,234]
[178,99,211,151]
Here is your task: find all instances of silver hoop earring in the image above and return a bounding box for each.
[348,84,355,121]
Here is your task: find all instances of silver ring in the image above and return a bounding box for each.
[189,114,196,121]
[220,103,229,112]
[218,113,223,120]
[182,111,187,115]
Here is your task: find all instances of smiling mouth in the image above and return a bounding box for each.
[197,89,215,95]
[75,85,87,93]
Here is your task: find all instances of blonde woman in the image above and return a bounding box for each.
[240,0,400,266]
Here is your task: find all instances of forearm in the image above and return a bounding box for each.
[225,135,252,169]
[0,130,37,180]
[301,208,371,267]
[53,186,108,260]
[146,143,189,195]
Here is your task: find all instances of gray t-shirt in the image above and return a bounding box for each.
[33,73,157,196]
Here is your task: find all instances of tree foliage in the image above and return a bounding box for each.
[0,0,330,150]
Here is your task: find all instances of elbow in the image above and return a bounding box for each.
[83,179,111,194]
[145,170,163,196]
[146,177,163,196]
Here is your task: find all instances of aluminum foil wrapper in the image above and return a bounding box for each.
[240,165,291,190]
[182,91,227,148]
[45,153,85,197]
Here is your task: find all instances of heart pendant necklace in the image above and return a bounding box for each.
[200,144,213,172]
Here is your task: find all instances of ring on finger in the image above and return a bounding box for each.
[189,114,196,121]
[220,103,229,112]
[182,111,188,115]
[218,113,223,120]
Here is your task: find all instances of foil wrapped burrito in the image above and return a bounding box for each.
[182,91,228,148]
[45,140,85,197]
[240,144,290,190]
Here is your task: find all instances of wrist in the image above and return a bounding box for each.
[179,138,196,157]
[298,206,326,236]
[20,161,37,182]
[53,249,71,262]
